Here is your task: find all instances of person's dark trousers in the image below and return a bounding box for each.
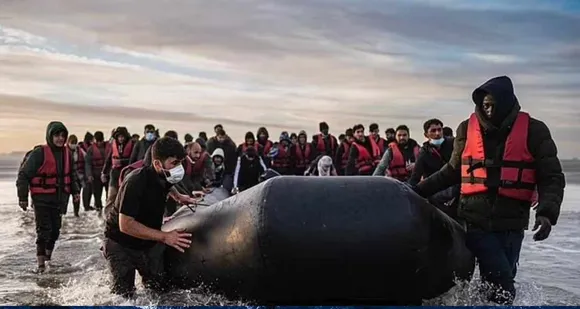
[465,228,524,305]
[91,177,105,211]
[222,173,234,192]
[34,205,63,258]
[102,238,167,298]
[82,182,93,210]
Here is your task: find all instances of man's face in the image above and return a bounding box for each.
[52,131,66,147]
[216,135,226,143]
[67,141,77,149]
[321,128,329,135]
[396,130,409,145]
[370,129,379,138]
[299,135,306,144]
[214,126,223,134]
[386,132,395,140]
[354,129,364,140]
[246,138,255,145]
[425,124,443,140]
[117,135,126,144]
[291,136,298,145]
[347,136,355,143]
[155,156,183,172]
[188,144,202,161]
[482,94,495,118]
[258,133,266,140]
[96,140,104,146]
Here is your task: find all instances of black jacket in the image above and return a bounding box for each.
[206,136,238,175]
[129,138,155,164]
[16,121,80,208]
[408,138,454,186]
[416,76,565,231]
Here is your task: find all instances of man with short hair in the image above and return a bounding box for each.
[373,125,420,181]
[130,124,157,164]
[103,137,193,298]
[346,124,381,176]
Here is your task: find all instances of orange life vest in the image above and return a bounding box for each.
[294,143,313,169]
[73,148,85,174]
[386,142,420,180]
[186,152,209,176]
[271,145,290,168]
[353,138,381,174]
[30,145,72,195]
[460,112,536,202]
[111,140,133,168]
[375,137,387,155]
[315,134,337,154]
[340,142,351,169]
[90,143,106,170]
[260,140,273,156]
[119,160,144,186]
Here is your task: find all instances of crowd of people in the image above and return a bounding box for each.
[15,75,565,305]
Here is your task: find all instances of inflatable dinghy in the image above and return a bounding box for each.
[162,176,474,305]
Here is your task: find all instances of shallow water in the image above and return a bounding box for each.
[0,178,579,306]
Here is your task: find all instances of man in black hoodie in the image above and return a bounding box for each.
[129,124,157,164]
[413,76,565,305]
[17,121,81,272]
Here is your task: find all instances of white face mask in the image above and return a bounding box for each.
[69,144,77,150]
[163,164,185,184]
[430,137,445,146]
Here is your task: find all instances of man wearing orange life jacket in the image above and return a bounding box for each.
[311,121,338,158]
[85,131,109,214]
[369,123,388,156]
[256,127,273,167]
[413,76,565,305]
[334,128,354,175]
[67,134,88,217]
[102,126,134,212]
[373,125,420,182]
[290,130,315,175]
[346,124,381,176]
[269,132,292,175]
[16,121,81,272]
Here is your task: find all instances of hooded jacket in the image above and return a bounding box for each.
[206,135,237,175]
[416,76,565,231]
[17,121,80,208]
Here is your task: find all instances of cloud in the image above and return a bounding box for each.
[0,0,578,158]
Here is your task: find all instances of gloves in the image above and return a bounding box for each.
[533,215,552,241]
[18,200,28,211]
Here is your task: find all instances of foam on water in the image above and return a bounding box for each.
[1,180,579,306]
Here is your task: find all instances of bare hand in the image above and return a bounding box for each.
[18,201,28,211]
[191,191,205,200]
[533,216,552,241]
[100,174,108,184]
[406,163,415,171]
[163,229,192,252]
[202,187,212,194]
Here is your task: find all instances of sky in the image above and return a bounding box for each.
[0,0,579,158]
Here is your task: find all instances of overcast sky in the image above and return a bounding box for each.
[0,0,578,158]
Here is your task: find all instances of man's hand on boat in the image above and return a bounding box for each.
[163,228,192,253]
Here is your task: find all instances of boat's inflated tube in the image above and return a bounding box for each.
[162,176,474,305]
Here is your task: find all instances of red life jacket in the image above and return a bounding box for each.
[119,160,144,186]
[186,152,209,176]
[461,112,536,202]
[340,142,350,169]
[239,142,259,154]
[111,140,133,168]
[80,142,90,153]
[30,145,72,195]
[375,137,386,155]
[271,145,290,168]
[315,134,337,154]
[386,142,420,180]
[260,140,273,156]
[90,143,106,170]
[353,138,381,174]
[73,148,85,175]
[294,143,313,169]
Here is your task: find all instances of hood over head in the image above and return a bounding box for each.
[113,126,131,141]
[46,121,68,147]
[245,131,255,141]
[211,148,225,159]
[472,76,521,128]
[83,132,93,144]
[257,127,270,140]
[317,155,333,176]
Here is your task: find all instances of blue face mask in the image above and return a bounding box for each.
[430,137,445,146]
[145,132,155,141]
